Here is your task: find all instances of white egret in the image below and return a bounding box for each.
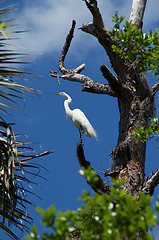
[54,92,97,141]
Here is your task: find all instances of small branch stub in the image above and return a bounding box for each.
[142,169,159,195]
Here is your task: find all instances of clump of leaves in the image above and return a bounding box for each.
[132,118,159,144]
[26,174,158,240]
[79,166,99,185]
[110,11,159,78]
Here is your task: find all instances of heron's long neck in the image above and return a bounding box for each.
[64,97,73,120]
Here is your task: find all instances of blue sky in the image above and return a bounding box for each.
[1,0,159,239]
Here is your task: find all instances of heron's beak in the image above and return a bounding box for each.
[53,93,61,96]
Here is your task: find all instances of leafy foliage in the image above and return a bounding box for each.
[79,166,99,185]
[26,178,158,240]
[132,118,159,144]
[110,11,159,78]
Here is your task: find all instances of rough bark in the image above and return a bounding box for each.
[51,0,159,197]
[142,169,159,195]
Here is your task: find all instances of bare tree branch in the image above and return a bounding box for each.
[76,141,111,195]
[50,70,116,96]
[100,65,123,96]
[129,0,147,29]
[100,65,119,85]
[142,169,159,195]
[84,0,105,33]
[82,80,116,96]
[80,0,130,79]
[50,19,116,96]
[58,20,86,75]
[81,0,113,49]
[100,64,134,100]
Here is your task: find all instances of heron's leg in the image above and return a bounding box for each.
[79,130,83,143]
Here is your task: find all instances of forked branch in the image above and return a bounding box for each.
[50,20,116,96]
[84,0,105,32]
[81,1,134,80]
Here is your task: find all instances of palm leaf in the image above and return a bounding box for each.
[0,118,54,239]
[0,11,35,115]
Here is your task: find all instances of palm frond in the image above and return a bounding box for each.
[0,2,54,239]
[0,118,54,239]
[0,6,35,114]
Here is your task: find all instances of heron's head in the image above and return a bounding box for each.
[53,92,67,98]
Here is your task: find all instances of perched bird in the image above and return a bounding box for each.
[54,92,97,141]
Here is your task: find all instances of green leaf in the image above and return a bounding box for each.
[110,12,159,77]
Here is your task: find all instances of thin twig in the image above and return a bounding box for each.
[51,71,61,85]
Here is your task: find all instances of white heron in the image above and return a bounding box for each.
[54,92,97,141]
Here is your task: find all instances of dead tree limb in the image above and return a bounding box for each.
[100,65,128,99]
[76,141,111,195]
[58,20,85,75]
[82,81,116,96]
[50,20,116,97]
[81,0,129,78]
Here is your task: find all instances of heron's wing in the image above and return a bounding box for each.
[72,109,97,139]
[72,109,87,128]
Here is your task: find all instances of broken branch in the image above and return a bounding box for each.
[76,141,111,195]
[100,65,127,98]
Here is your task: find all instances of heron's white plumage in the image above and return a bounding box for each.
[72,109,97,138]
[54,92,97,140]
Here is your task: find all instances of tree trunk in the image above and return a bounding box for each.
[110,70,154,197]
